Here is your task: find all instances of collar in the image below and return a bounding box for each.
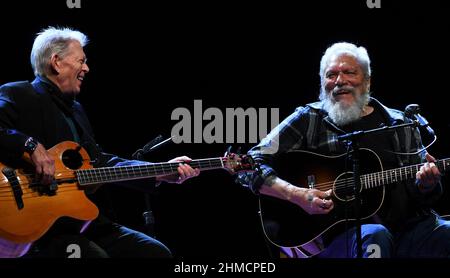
[32,76,75,115]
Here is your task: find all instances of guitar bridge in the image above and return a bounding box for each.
[34,181,59,196]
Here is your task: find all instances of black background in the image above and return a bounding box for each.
[1,0,449,260]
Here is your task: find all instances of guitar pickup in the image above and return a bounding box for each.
[2,167,24,210]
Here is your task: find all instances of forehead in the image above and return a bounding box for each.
[325,54,361,71]
[65,40,85,56]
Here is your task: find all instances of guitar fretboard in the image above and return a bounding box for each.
[362,158,450,189]
[76,158,224,185]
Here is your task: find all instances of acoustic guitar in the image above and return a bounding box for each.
[258,148,449,257]
[0,141,255,258]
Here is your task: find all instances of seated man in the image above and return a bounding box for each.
[240,42,450,258]
[0,26,199,258]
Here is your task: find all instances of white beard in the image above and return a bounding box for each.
[321,89,370,126]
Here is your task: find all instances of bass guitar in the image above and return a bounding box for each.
[0,141,254,257]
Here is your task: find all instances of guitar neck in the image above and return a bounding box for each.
[76,158,224,185]
[362,158,450,189]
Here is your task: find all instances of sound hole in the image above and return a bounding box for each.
[62,149,83,170]
[333,172,356,201]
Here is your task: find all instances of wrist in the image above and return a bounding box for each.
[24,137,39,155]
[285,184,304,201]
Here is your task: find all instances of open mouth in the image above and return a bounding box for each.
[332,86,355,97]
[333,90,351,96]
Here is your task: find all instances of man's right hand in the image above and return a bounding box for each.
[29,143,55,185]
[260,176,335,215]
[288,187,334,215]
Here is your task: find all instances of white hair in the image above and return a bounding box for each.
[30,26,88,77]
[319,42,371,86]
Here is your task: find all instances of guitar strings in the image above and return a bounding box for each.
[0,159,432,199]
[0,168,416,198]
[0,158,225,183]
[0,159,228,198]
[295,160,428,192]
[0,166,420,195]
[0,172,398,199]
[312,165,422,191]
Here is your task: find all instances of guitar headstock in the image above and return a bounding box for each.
[222,149,256,174]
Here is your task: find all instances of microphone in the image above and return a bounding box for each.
[132,135,174,160]
[143,136,174,154]
[404,104,435,137]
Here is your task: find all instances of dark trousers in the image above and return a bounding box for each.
[318,213,450,258]
[23,219,172,258]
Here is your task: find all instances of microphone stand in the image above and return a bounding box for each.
[132,135,174,237]
[337,121,418,258]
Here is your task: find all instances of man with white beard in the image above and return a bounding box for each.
[241,42,450,258]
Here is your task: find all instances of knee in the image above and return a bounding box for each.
[138,235,173,258]
[363,224,393,244]
[154,241,173,258]
[362,224,393,257]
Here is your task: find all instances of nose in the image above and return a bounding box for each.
[82,62,89,73]
[335,72,347,86]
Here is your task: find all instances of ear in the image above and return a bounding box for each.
[366,77,371,92]
[50,54,61,74]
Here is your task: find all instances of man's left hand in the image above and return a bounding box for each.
[416,153,441,193]
[156,156,200,184]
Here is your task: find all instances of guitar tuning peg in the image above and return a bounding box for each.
[225,145,232,156]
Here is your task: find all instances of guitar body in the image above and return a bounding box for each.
[259,148,385,256]
[0,141,99,257]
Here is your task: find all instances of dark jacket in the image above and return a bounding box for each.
[1,77,116,167]
[0,76,154,190]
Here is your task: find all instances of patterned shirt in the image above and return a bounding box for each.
[238,97,441,229]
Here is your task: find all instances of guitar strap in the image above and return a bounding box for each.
[60,112,81,143]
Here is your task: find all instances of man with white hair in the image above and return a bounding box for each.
[242,42,450,257]
[0,27,199,257]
